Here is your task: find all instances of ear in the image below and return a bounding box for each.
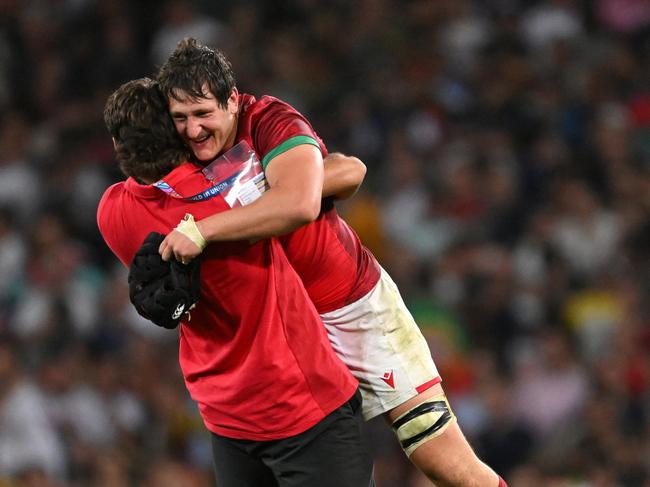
[227,88,239,114]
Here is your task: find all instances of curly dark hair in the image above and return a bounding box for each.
[103,78,190,182]
[157,37,236,106]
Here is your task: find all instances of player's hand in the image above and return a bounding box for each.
[159,230,203,263]
[159,213,207,263]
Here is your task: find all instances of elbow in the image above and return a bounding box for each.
[350,157,367,186]
[290,198,321,225]
[338,157,366,199]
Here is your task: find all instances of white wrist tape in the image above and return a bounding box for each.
[175,213,207,251]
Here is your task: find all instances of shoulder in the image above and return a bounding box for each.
[96,182,127,254]
[97,182,125,225]
[243,94,303,121]
[239,93,326,160]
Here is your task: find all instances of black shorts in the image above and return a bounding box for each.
[210,389,374,487]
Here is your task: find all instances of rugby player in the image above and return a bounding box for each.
[97,78,374,487]
[155,38,507,487]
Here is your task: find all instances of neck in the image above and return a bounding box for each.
[223,112,239,153]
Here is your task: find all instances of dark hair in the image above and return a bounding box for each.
[103,78,190,182]
[157,37,236,107]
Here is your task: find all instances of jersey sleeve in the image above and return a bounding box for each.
[251,97,328,169]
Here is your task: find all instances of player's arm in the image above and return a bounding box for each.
[322,153,366,200]
[159,144,323,262]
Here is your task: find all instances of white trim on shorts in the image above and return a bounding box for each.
[320,267,440,420]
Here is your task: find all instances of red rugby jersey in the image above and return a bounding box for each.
[97,164,357,440]
[236,94,381,313]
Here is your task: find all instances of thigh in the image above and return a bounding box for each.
[211,433,278,487]
[320,268,440,421]
[263,391,374,487]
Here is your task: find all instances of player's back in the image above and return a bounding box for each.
[96,163,357,441]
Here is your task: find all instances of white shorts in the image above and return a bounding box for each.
[320,267,440,420]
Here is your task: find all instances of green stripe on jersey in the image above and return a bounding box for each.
[261,135,320,169]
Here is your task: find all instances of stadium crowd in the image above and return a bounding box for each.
[0,0,649,485]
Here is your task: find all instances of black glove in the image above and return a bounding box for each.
[128,232,201,329]
[129,233,169,284]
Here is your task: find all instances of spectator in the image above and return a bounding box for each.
[0,340,66,481]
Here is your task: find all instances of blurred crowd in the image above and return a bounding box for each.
[0,0,649,486]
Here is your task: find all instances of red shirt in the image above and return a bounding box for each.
[97,163,357,440]
[237,94,381,313]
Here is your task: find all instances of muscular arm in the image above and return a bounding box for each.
[160,144,323,261]
[322,153,366,200]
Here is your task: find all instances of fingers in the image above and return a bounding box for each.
[159,231,201,264]
[174,250,190,265]
[159,236,173,262]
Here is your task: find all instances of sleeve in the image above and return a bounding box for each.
[251,97,328,169]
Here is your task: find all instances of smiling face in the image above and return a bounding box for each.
[168,86,239,163]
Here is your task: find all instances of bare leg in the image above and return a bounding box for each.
[386,383,500,487]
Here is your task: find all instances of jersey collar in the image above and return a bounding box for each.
[124,162,201,199]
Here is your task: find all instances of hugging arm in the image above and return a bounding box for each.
[159,148,367,263]
[322,153,366,200]
[159,144,323,262]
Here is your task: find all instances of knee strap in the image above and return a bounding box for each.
[391,394,456,456]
